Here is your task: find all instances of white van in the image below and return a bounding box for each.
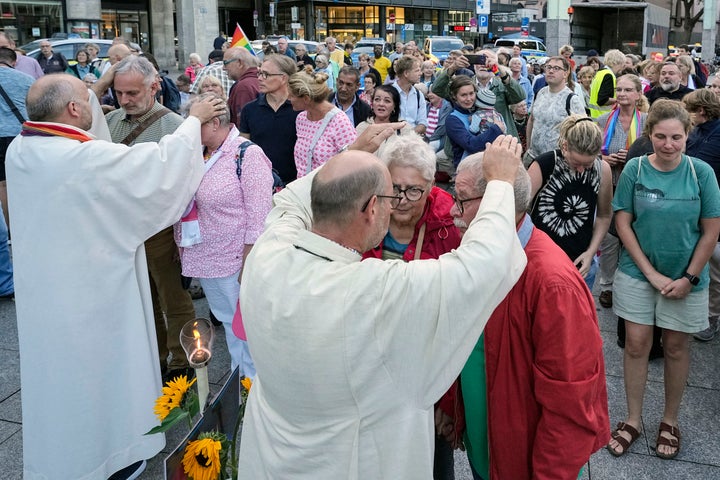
[494,37,547,61]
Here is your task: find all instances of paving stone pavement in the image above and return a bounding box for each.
[0,288,718,479]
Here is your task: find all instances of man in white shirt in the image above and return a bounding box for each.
[392,55,428,135]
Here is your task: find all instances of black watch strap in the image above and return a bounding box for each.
[684,272,700,286]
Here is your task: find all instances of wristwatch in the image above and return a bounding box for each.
[684,272,700,286]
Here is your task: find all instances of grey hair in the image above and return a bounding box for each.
[114,55,158,87]
[228,46,259,68]
[311,163,386,228]
[189,52,202,63]
[26,74,76,122]
[457,152,532,214]
[188,92,231,125]
[378,134,436,183]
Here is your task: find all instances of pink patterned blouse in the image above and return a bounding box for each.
[294,108,358,178]
[175,126,273,278]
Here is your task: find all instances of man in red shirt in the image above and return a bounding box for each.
[224,47,260,128]
[450,152,610,480]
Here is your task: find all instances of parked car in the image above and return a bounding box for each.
[423,36,464,65]
[250,39,320,58]
[494,35,547,62]
[20,38,142,64]
[351,37,392,66]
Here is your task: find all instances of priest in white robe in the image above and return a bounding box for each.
[6,74,225,480]
[238,138,527,479]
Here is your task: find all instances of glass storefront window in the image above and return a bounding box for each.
[0,0,64,45]
[101,8,149,51]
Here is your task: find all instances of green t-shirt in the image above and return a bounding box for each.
[460,334,489,478]
[612,155,720,289]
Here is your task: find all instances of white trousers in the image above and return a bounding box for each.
[199,274,255,377]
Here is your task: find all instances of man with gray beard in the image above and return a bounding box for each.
[450,152,610,480]
[646,62,694,105]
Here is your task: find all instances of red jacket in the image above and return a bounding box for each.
[363,186,464,439]
[463,227,610,479]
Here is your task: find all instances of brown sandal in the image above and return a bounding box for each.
[607,422,641,457]
[656,422,681,460]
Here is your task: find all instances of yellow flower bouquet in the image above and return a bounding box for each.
[147,373,253,480]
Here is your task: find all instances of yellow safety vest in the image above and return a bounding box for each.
[588,68,616,118]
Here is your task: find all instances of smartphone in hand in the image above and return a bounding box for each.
[465,54,487,66]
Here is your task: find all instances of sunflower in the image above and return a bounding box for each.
[153,375,197,421]
[241,376,252,392]
[181,432,223,480]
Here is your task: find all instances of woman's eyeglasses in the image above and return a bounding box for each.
[393,185,425,202]
[257,71,286,79]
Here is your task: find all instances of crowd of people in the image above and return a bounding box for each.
[1,29,719,479]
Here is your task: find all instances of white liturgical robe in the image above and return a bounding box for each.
[238,168,527,479]
[7,117,205,479]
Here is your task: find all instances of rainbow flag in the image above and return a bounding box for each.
[231,23,256,56]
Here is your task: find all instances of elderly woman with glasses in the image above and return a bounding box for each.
[174,93,274,378]
[528,115,612,289]
[362,134,462,478]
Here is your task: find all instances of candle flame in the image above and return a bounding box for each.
[193,328,201,349]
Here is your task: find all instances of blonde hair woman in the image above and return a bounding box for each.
[288,67,357,177]
[528,115,612,288]
[199,75,226,100]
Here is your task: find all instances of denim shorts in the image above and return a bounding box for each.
[613,270,709,333]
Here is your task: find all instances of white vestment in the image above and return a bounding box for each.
[7,118,205,479]
[238,169,527,479]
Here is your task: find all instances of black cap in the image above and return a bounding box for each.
[208,49,224,62]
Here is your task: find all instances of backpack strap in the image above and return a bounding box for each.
[237,139,285,194]
[236,140,254,179]
[0,83,25,124]
[119,107,172,145]
[565,92,576,116]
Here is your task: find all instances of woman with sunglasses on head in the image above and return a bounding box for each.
[528,115,612,289]
[362,134,462,479]
[594,74,648,310]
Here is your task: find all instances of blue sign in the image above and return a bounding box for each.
[478,14,488,27]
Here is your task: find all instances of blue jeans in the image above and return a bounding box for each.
[0,202,13,296]
[584,254,598,291]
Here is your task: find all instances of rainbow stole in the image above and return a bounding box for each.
[21,121,93,143]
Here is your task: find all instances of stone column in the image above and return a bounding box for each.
[702,0,717,63]
[545,0,571,58]
[176,0,220,73]
[149,0,177,72]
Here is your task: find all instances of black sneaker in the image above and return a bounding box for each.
[108,460,146,480]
